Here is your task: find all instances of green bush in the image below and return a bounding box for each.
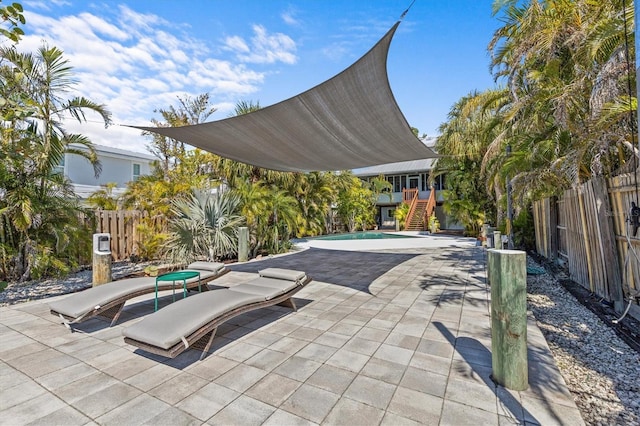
[513,208,536,251]
[394,203,410,229]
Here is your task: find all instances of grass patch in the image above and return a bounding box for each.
[0,281,7,292]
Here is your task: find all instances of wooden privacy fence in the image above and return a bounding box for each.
[93,210,166,262]
[533,169,640,320]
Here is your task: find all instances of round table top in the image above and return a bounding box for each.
[156,270,200,281]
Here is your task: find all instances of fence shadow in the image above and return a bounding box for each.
[434,321,540,425]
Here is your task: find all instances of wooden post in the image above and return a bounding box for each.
[238,226,249,262]
[92,233,112,286]
[488,249,528,391]
[493,231,502,250]
[481,224,490,247]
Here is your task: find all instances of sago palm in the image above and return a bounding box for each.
[165,190,245,264]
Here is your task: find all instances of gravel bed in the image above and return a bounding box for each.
[526,257,640,426]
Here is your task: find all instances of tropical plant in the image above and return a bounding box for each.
[434,0,636,241]
[487,0,636,197]
[336,176,375,232]
[0,44,111,281]
[428,213,440,234]
[164,190,244,264]
[86,182,121,210]
[0,1,24,43]
[394,202,410,229]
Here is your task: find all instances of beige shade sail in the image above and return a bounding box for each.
[132,21,437,172]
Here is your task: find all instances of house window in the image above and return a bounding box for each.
[421,173,430,191]
[388,209,395,219]
[409,175,419,189]
[132,163,141,181]
[393,176,401,192]
[54,156,65,175]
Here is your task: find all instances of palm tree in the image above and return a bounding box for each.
[488,0,635,194]
[164,190,245,264]
[86,183,120,210]
[0,44,111,280]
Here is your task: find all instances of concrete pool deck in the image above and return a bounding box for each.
[294,231,479,252]
[0,236,584,425]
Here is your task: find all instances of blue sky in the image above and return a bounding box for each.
[18,0,502,154]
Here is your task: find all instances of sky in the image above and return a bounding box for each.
[14,0,503,154]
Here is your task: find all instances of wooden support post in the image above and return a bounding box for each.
[92,253,112,286]
[493,231,502,250]
[488,249,528,391]
[238,226,249,262]
[481,224,489,247]
[92,233,112,286]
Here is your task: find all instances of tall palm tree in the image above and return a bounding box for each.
[488,0,635,192]
[0,44,111,280]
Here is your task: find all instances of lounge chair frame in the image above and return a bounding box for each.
[124,276,311,360]
[51,268,229,331]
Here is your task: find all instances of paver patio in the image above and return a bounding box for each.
[0,243,584,425]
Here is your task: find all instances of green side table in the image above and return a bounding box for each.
[155,270,201,311]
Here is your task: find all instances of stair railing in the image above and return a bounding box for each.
[403,188,419,231]
[422,186,437,230]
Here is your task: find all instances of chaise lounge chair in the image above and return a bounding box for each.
[49,262,228,331]
[123,268,311,360]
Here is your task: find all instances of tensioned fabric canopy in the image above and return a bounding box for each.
[132,21,437,172]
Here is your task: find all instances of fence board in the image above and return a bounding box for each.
[533,169,639,320]
[93,210,147,261]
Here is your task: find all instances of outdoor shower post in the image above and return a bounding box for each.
[92,233,112,286]
[238,227,249,262]
[488,249,528,391]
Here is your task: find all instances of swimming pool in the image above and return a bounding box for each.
[310,232,417,241]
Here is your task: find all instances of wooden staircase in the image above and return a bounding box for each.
[403,187,436,232]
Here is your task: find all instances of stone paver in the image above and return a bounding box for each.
[0,242,585,425]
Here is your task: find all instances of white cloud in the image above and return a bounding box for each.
[225,24,297,64]
[224,35,250,53]
[78,12,129,41]
[13,5,301,151]
[281,10,300,26]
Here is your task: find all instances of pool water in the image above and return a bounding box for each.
[311,232,416,241]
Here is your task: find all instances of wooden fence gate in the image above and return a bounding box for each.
[93,210,165,262]
[533,169,640,321]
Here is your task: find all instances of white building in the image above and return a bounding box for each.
[58,144,156,200]
[351,137,462,231]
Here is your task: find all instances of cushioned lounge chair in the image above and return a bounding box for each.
[49,262,228,331]
[123,268,311,360]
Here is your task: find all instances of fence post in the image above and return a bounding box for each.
[493,230,502,250]
[488,249,528,391]
[238,227,249,262]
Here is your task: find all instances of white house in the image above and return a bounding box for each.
[351,138,462,230]
[58,144,156,200]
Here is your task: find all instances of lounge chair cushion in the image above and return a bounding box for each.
[229,282,287,300]
[244,276,300,293]
[259,268,306,282]
[49,277,156,319]
[123,290,264,350]
[187,261,225,273]
[49,265,225,320]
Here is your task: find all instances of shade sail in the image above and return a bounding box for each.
[132,21,437,172]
